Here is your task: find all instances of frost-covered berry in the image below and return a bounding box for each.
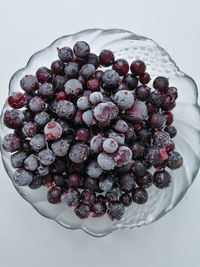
[77,96,90,110]
[114,90,134,110]
[13,168,33,186]
[97,152,117,170]
[86,161,103,178]
[103,138,118,153]
[51,138,70,157]
[44,121,62,141]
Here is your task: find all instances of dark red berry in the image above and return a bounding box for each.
[153,76,169,92]
[56,91,67,101]
[99,49,115,66]
[153,170,171,188]
[112,59,129,76]
[139,72,150,84]
[132,187,148,204]
[47,187,62,204]
[87,78,100,91]
[51,60,64,75]
[130,60,146,76]
[8,92,27,109]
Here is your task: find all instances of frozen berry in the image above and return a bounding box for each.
[47,187,62,204]
[132,187,148,204]
[13,168,33,186]
[153,170,171,188]
[99,49,115,66]
[113,59,129,76]
[44,121,62,141]
[8,92,27,109]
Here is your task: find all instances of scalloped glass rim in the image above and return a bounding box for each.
[1,28,200,237]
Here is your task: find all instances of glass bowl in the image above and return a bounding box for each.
[1,28,200,237]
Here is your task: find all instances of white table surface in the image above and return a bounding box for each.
[0,0,200,266]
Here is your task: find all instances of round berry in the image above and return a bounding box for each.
[8,92,27,109]
[132,187,148,204]
[13,168,33,186]
[112,59,129,76]
[139,72,150,84]
[153,76,169,92]
[153,170,171,188]
[65,79,83,96]
[114,90,134,110]
[4,109,24,129]
[29,96,45,113]
[103,138,118,153]
[20,75,39,93]
[36,67,53,83]
[51,60,64,75]
[130,60,146,76]
[123,74,138,90]
[73,41,90,58]
[47,187,62,204]
[99,49,115,66]
[44,121,62,141]
[57,46,73,62]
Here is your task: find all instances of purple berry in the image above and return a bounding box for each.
[135,172,153,188]
[44,121,62,141]
[4,109,24,129]
[135,85,151,101]
[22,122,38,137]
[132,187,148,204]
[73,41,90,58]
[8,92,27,109]
[20,75,39,93]
[29,96,45,113]
[58,46,73,62]
[91,201,107,217]
[130,60,146,76]
[114,146,132,167]
[51,138,70,157]
[47,187,62,204]
[103,138,118,153]
[30,134,46,152]
[80,64,95,79]
[36,67,53,83]
[13,168,33,186]
[61,188,80,207]
[86,161,103,178]
[119,172,135,191]
[123,74,138,90]
[113,59,129,76]
[99,49,115,66]
[153,76,169,92]
[97,152,117,170]
[114,90,134,110]
[64,62,79,78]
[38,83,55,98]
[11,151,26,168]
[64,79,83,96]
[153,170,171,188]
[102,69,120,90]
[107,201,125,220]
[38,149,55,166]
[74,203,90,219]
[167,151,183,170]
[56,100,75,119]
[69,144,89,163]
[24,155,38,171]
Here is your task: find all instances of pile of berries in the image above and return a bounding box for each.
[2,41,183,221]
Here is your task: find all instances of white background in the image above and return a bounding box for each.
[0,0,200,266]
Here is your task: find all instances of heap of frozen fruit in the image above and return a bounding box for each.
[2,41,183,220]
